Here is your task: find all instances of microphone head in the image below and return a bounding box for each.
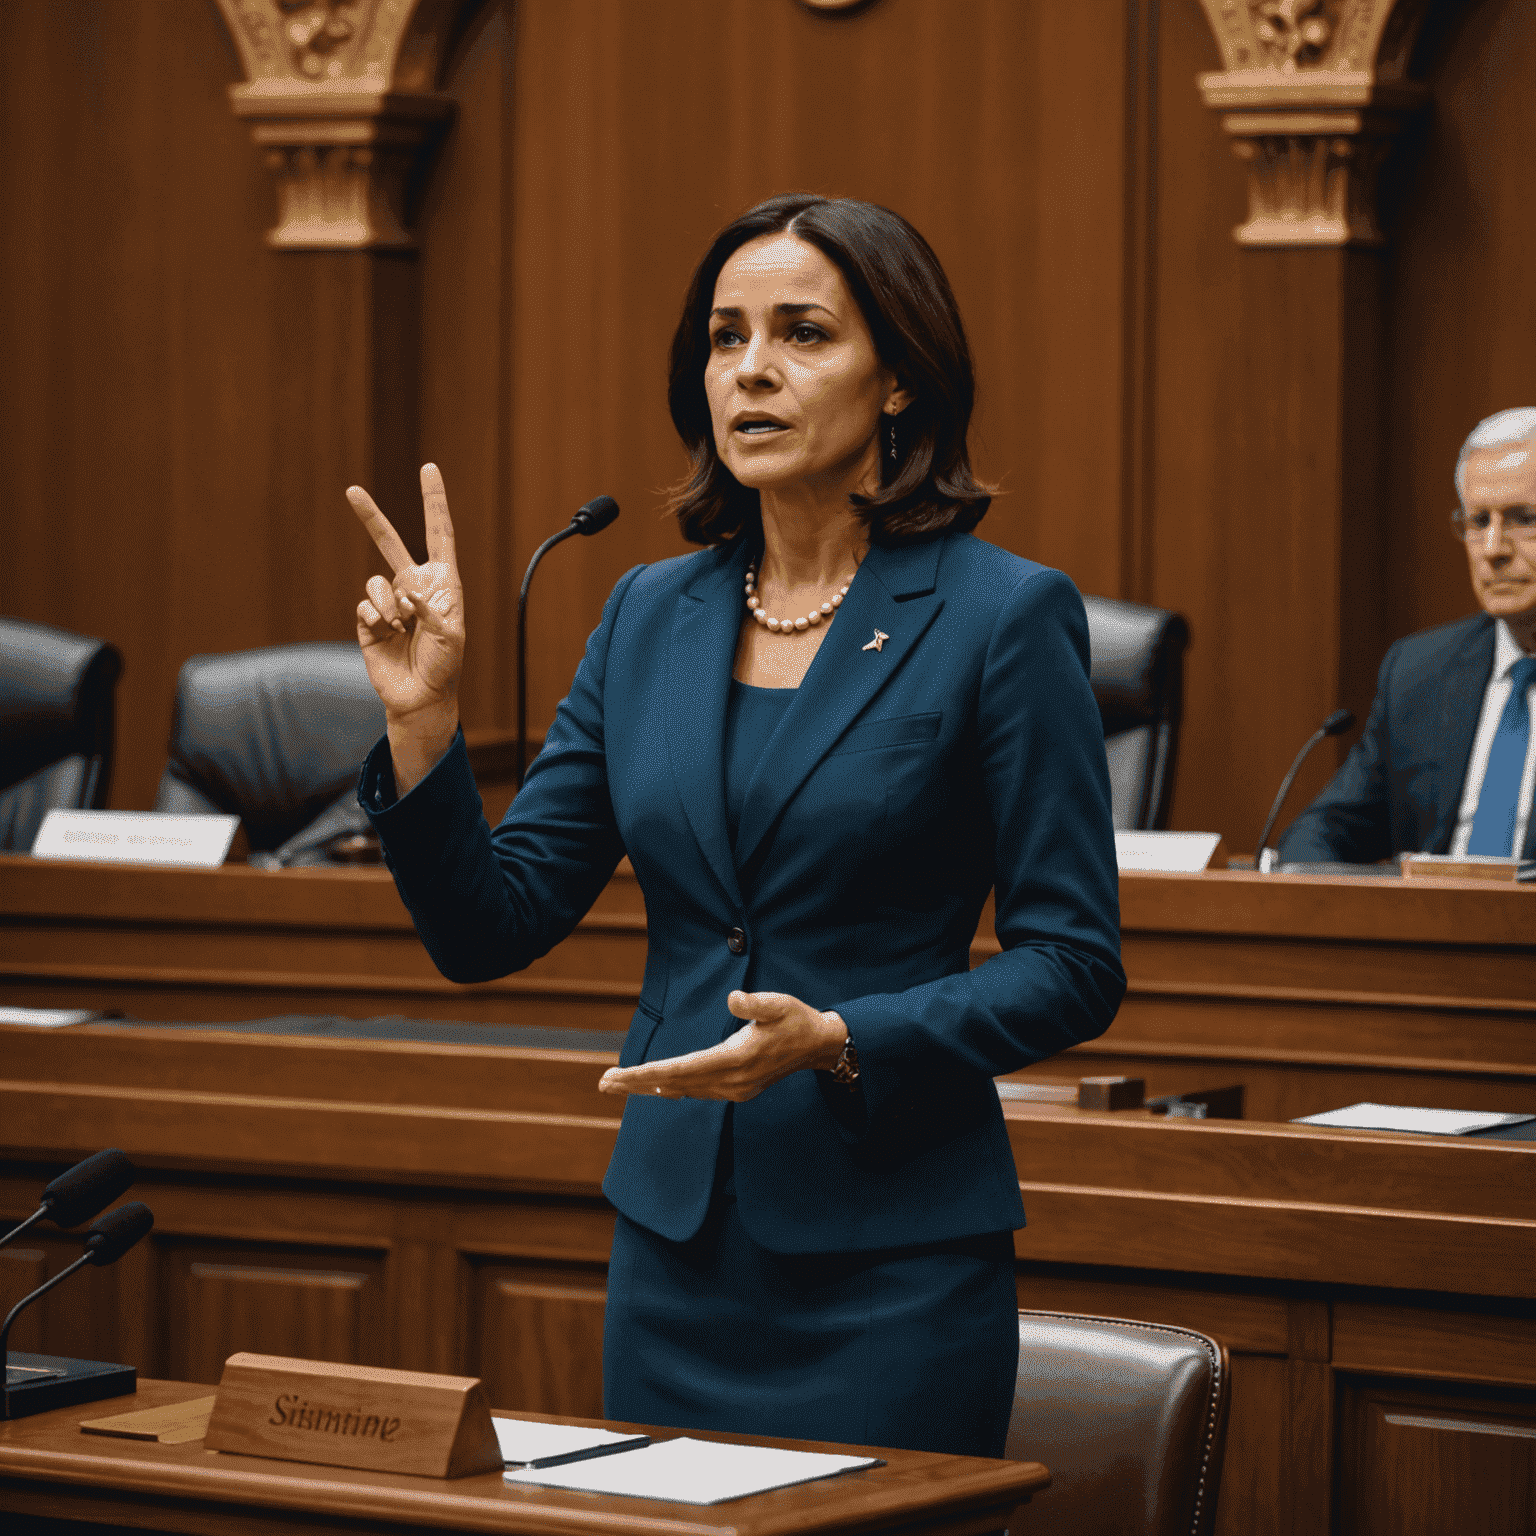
[43,1149,136,1230]
[84,1201,154,1266]
[1321,708,1356,737]
[571,495,619,536]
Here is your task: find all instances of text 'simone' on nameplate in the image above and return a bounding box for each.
[31,810,239,869]
[203,1353,503,1478]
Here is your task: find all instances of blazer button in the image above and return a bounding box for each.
[727,927,748,955]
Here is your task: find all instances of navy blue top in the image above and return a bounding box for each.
[723,679,795,853]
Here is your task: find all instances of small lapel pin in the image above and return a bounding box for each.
[862,630,889,653]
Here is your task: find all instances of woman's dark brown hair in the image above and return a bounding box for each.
[667,194,992,547]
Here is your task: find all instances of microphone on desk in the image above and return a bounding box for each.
[1254,708,1356,872]
[516,495,621,788]
[2,1201,153,1419]
[0,1148,136,1253]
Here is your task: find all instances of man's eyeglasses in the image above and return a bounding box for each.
[1451,505,1536,545]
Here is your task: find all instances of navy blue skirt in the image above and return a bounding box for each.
[602,1127,1018,1456]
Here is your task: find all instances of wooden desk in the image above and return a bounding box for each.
[2,855,1532,1119]
[1066,868,1536,1121]
[0,1379,1045,1534]
[2,1024,1532,1536]
[0,853,648,1031]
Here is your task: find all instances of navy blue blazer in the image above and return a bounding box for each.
[1278,613,1535,862]
[361,532,1125,1255]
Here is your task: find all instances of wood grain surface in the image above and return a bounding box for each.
[4,0,1532,852]
[203,1353,503,1479]
[0,1379,1047,1536]
[8,8,1536,1523]
[5,854,1532,1123]
[1,1024,1531,1536]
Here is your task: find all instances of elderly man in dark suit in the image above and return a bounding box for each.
[1280,407,1536,863]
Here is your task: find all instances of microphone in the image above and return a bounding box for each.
[516,496,621,788]
[82,1200,155,1264]
[3,1201,152,1419]
[570,495,619,536]
[0,1149,135,1252]
[1254,708,1356,871]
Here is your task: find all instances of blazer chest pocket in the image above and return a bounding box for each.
[830,711,941,756]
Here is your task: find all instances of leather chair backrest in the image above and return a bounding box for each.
[1006,1310,1229,1536]
[0,618,123,851]
[1082,596,1190,831]
[153,643,385,853]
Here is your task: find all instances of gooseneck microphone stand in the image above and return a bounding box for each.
[1254,707,1356,871]
[3,1201,153,1419]
[516,496,620,789]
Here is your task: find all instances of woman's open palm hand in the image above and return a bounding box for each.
[597,991,848,1103]
[348,465,464,722]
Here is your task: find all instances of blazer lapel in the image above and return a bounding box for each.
[734,538,946,874]
[1432,616,1495,852]
[664,542,750,911]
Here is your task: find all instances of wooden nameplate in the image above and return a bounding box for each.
[1402,854,1532,883]
[203,1354,503,1478]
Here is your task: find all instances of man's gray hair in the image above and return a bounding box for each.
[1455,407,1536,496]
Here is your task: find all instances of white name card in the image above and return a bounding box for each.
[1114,831,1225,873]
[31,810,239,869]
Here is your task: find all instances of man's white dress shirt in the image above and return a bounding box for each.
[1449,619,1536,857]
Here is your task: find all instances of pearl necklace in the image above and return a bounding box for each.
[744,564,851,634]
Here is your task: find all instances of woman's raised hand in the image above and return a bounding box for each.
[348,464,464,792]
[348,464,463,715]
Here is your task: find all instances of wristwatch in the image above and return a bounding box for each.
[829,1032,861,1090]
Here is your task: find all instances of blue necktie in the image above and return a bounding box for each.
[1467,655,1536,856]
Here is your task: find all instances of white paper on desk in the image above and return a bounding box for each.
[503,1435,882,1505]
[0,1006,106,1027]
[1114,831,1223,872]
[1295,1102,1536,1135]
[493,1417,648,1466]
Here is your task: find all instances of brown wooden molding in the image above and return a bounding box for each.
[212,0,471,249]
[1195,0,1432,247]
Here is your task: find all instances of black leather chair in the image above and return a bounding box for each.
[1006,1310,1229,1536]
[0,618,124,852]
[1082,597,1190,831]
[154,643,385,855]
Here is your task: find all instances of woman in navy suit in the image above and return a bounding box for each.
[347,195,1124,1456]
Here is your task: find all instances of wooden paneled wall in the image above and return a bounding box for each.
[421,0,1145,757]
[2,0,1532,847]
[1383,0,1536,647]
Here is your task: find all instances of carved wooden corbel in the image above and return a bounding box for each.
[213,0,466,249]
[1196,0,1432,247]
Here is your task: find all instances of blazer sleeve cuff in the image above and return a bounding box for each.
[358,727,482,884]
[816,994,895,1144]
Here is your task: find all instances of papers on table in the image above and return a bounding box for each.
[80,1395,216,1445]
[503,1435,882,1505]
[0,1006,107,1027]
[492,1417,649,1467]
[1295,1102,1536,1136]
[1114,831,1224,872]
